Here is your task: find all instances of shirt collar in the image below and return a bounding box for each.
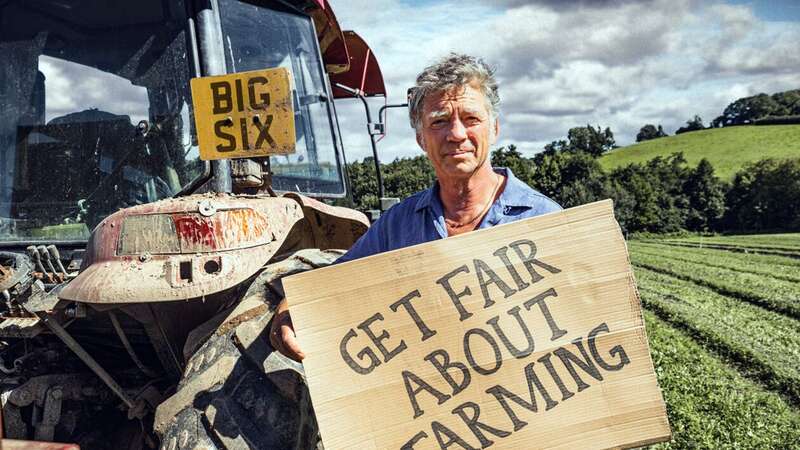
[496,167,535,209]
[414,167,532,213]
[414,181,439,213]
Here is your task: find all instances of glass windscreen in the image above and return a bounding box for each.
[219,0,345,196]
[0,0,203,241]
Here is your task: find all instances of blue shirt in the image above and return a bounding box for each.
[337,168,561,263]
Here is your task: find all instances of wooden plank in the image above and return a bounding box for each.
[284,200,670,449]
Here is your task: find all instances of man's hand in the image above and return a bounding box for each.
[269,298,305,362]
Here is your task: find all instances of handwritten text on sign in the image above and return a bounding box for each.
[190,67,296,160]
[285,201,670,449]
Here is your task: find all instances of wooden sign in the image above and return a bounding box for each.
[190,67,296,160]
[284,200,671,449]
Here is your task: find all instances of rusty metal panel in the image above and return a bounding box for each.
[58,194,305,304]
[119,209,274,255]
[283,193,369,250]
[172,208,272,253]
[330,31,386,98]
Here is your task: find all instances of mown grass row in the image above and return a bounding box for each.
[632,240,800,268]
[634,267,800,405]
[644,310,800,449]
[669,233,800,249]
[630,241,800,283]
[630,251,800,319]
[654,240,800,258]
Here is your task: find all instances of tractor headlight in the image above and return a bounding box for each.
[117,209,272,255]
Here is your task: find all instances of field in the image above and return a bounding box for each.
[598,125,800,180]
[629,233,800,449]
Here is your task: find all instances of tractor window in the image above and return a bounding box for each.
[219,0,345,197]
[0,0,204,241]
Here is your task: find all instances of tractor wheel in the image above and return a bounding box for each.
[154,249,343,450]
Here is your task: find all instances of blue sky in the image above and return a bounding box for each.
[332,0,800,162]
[729,0,800,21]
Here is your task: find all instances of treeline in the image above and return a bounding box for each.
[343,89,800,232]
[492,147,800,233]
[712,90,800,127]
[635,89,800,142]
[345,147,800,234]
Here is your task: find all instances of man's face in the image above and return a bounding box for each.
[417,81,499,181]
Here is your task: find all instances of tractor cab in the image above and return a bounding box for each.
[0,1,387,447]
[0,0,385,245]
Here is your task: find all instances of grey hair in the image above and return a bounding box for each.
[408,53,500,132]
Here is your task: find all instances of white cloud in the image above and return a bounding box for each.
[331,0,800,161]
[39,55,148,123]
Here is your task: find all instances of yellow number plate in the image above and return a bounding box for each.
[190,68,296,160]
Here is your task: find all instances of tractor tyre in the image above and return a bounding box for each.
[155,249,343,450]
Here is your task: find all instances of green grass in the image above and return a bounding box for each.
[631,241,800,283]
[662,233,800,251]
[599,125,800,180]
[654,240,800,258]
[628,235,800,448]
[635,267,800,404]
[644,311,800,449]
[630,250,800,319]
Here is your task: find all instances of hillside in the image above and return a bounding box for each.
[599,125,800,180]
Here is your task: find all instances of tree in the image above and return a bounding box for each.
[711,90,800,127]
[723,158,800,232]
[491,145,531,181]
[530,150,608,208]
[346,157,380,210]
[675,115,705,134]
[345,155,436,210]
[383,155,436,201]
[772,90,800,115]
[636,124,667,142]
[543,139,567,155]
[544,124,615,157]
[606,153,691,232]
[567,125,615,157]
[682,158,726,231]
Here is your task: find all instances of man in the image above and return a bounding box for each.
[271,53,561,361]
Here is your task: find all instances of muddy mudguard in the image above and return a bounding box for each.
[153,249,342,450]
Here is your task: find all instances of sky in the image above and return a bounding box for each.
[330,0,800,163]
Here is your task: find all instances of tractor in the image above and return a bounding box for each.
[0,0,389,448]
